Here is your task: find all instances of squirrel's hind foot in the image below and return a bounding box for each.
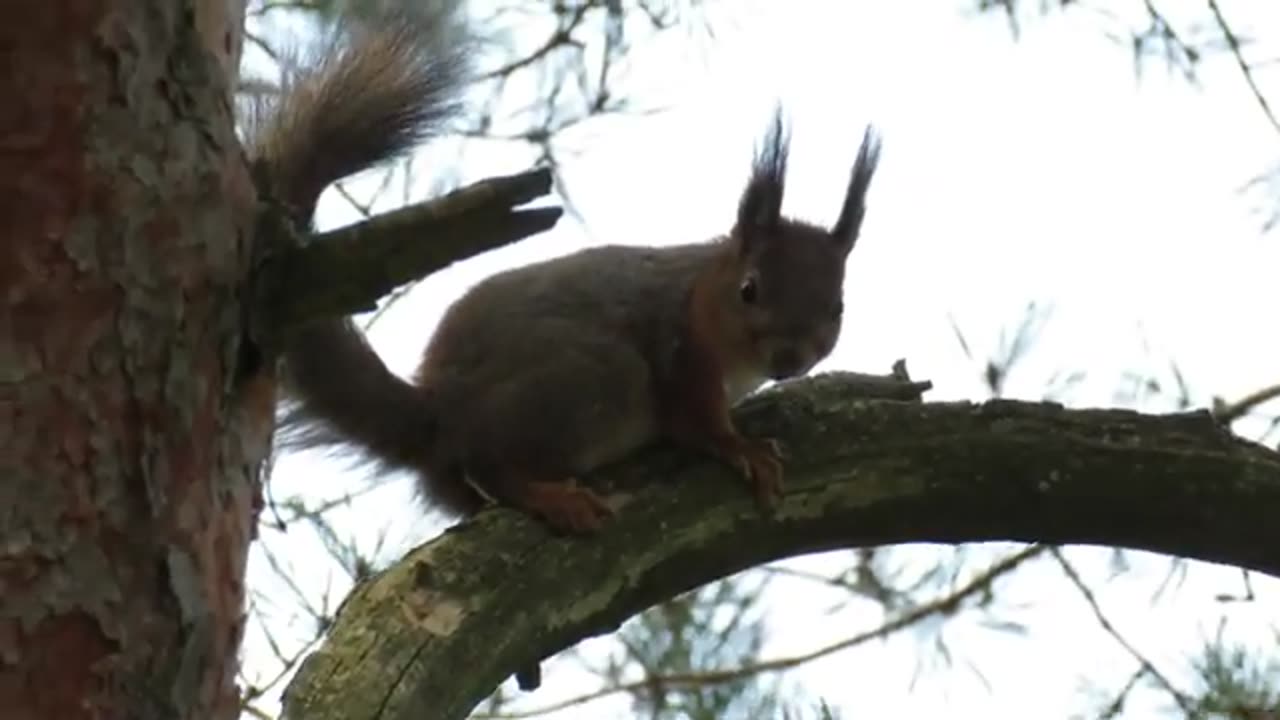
[508,478,615,535]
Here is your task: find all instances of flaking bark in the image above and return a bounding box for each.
[1,1,257,719]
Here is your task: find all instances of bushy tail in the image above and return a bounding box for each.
[247,6,471,496]
[276,319,441,478]
[246,6,471,219]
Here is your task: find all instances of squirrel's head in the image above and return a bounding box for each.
[719,110,881,382]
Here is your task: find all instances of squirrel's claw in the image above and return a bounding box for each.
[724,436,784,511]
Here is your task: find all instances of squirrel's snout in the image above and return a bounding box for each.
[768,346,809,379]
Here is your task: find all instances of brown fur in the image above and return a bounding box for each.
[260,25,884,534]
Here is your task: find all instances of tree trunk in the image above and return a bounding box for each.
[1,2,258,719]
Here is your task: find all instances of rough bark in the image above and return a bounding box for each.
[280,371,1280,720]
[1,2,258,719]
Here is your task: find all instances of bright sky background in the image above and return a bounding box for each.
[244,1,1280,718]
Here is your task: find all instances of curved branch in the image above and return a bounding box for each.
[279,370,1280,720]
[475,544,1048,719]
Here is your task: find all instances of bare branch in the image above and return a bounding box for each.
[250,167,561,350]
[475,3,594,82]
[1051,548,1194,713]
[1215,384,1280,426]
[1206,0,1280,135]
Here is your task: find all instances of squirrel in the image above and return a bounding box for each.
[251,7,882,535]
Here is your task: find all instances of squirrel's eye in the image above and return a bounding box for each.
[739,277,758,304]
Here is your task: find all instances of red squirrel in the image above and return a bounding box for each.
[253,10,882,535]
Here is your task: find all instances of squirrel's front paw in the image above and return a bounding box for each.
[730,437,785,511]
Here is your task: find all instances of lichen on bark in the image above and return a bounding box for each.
[279,371,1280,720]
[1,1,259,718]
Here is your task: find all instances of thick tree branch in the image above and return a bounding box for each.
[279,371,1280,720]
[475,544,1048,719]
[251,167,561,348]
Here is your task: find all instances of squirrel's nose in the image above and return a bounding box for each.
[769,347,807,379]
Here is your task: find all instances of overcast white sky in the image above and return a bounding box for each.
[245,2,1280,718]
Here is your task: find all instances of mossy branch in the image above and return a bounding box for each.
[279,367,1280,720]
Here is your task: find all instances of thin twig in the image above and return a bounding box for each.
[1098,665,1151,719]
[1051,548,1194,714]
[1141,0,1199,82]
[1206,0,1280,134]
[476,3,593,82]
[1214,384,1280,424]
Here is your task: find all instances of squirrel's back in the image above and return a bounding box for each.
[420,243,720,378]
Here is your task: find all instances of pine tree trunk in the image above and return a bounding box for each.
[1,2,259,719]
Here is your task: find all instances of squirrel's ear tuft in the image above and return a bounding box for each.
[830,126,882,255]
[735,107,791,246]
